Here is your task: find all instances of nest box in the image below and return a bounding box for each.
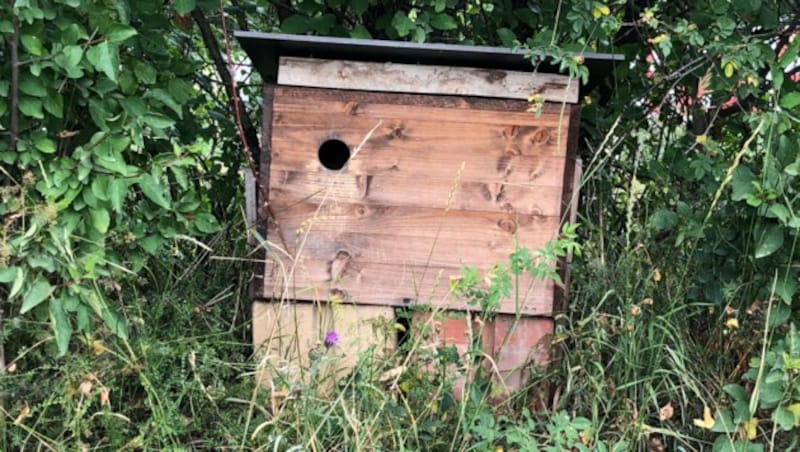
[237,32,620,391]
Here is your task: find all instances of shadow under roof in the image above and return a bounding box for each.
[235,31,622,90]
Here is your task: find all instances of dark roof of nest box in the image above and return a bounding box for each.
[235,31,623,93]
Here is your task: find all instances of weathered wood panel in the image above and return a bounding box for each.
[264,87,575,315]
[262,259,556,315]
[253,301,396,388]
[278,57,579,104]
[270,172,565,217]
[273,87,574,127]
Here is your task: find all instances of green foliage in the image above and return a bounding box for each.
[0,0,231,355]
[1,0,800,449]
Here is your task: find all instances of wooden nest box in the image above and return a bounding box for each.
[237,32,620,393]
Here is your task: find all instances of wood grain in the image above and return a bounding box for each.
[278,56,579,104]
[253,301,396,388]
[270,171,565,217]
[261,259,556,315]
[261,87,575,315]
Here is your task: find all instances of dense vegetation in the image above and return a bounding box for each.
[1,0,799,449]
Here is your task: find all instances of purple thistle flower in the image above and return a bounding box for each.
[324,330,339,348]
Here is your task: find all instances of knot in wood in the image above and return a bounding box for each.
[497,218,517,233]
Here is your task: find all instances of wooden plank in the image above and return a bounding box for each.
[270,171,565,217]
[273,86,575,127]
[268,226,555,270]
[261,259,556,315]
[253,301,396,387]
[270,117,569,184]
[278,57,579,104]
[270,202,559,240]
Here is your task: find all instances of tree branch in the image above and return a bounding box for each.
[191,7,260,180]
[9,14,19,152]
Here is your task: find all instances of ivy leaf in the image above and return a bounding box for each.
[86,41,119,83]
[0,267,19,283]
[430,13,458,30]
[137,173,171,209]
[21,277,54,314]
[89,208,111,233]
[10,267,25,298]
[755,225,784,259]
[50,297,72,356]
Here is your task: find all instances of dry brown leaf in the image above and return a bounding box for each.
[658,402,674,421]
[13,404,30,426]
[79,380,93,396]
[100,388,110,407]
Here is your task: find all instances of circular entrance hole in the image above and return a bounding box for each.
[318,139,351,170]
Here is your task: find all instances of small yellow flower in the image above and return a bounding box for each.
[653,269,662,282]
[695,135,707,145]
[725,317,739,330]
[693,406,715,429]
[742,417,758,439]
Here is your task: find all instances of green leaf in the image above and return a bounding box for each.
[350,0,368,14]
[86,41,119,83]
[137,173,171,209]
[174,0,196,15]
[392,11,415,37]
[89,208,110,233]
[34,137,56,154]
[108,178,128,213]
[194,212,221,233]
[21,277,54,314]
[10,267,25,298]
[0,267,19,283]
[773,406,796,430]
[105,24,137,43]
[139,234,164,254]
[54,44,83,72]
[19,97,44,119]
[50,297,72,356]
[350,25,372,39]
[281,15,310,34]
[780,92,800,110]
[649,209,678,232]
[21,34,43,56]
[430,13,458,30]
[755,224,784,258]
[144,88,183,118]
[497,28,517,47]
[142,113,175,130]
[723,384,747,402]
[102,306,128,340]
[43,92,64,118]
[134,61,157,84]
[19,75,47,96]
